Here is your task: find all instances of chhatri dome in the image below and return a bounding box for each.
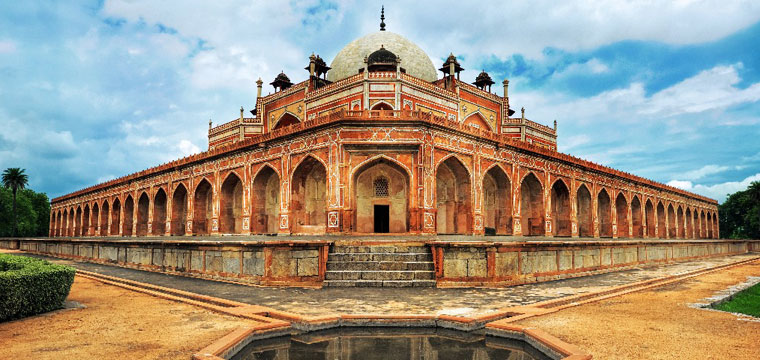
[327,8,437,82]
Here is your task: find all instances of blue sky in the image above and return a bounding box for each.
[1,0,760,203]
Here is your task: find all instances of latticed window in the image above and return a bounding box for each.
[374,177,389,197]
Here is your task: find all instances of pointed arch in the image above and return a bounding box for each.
[55,210,62,236]
[100,199,110,236]
[656,201,666,238]
[193,178,214,235]
[483,164,512,235]
[676,205,684,239]
[713,212,719,238]
[252,165,281,234]
[370,101,393,111]
[171,183,188,236]
[576,184,593,237]
[291,155,327,234]
[597,188,612,237]
[111,197,122,236]
[707,212,713,239]
[645,199,655,238]
[685,207,693,239]
[82,204,91,236]
[353,156,410,233]
[667,203,676,238]
[75,206,83,237]
[91,202,100,236]
[123,195,134,236]
[152,188,167,235]
[436,156,472,234]
[521,172,544,236]
[136,192,150,236]
[630,195,643,238]
[220,171,244,234]
[62,209,68,236]
[700,210,706,238]
[615,192,628,238]
[551,178,571,237]
[463,112,494,132]
[272,111,301,130]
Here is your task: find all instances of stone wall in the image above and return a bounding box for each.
[1,238,330,286]
[431,239,760,287]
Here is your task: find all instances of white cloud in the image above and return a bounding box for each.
[177,139,200,157]
[0,40,16,53]
[668,173,760,203]
[676,165,731,181]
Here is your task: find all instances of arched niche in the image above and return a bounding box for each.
[676,206,684,239]
[153,188,167,236]
[272,112,300,130]
[91,203,99,236]
[667,204,676,238]
[520,173,544,236]
[123,196,134,237]
[354,158,409,233]
[82,204,91,236]
[615,193,628,238]
[551,179,571,237]
[136,192,150,237]
[436,156,472,234]
[463,113,491,132]
[597,189,612,238]
[645,199,655,238]
[111,198,121,236]
[193,179,213,235]
[483,166,511,235]
[291,156,327,234]
[371,102,393,111]
[171,184,188,236]
[685,208,693,239]
[657,202,666,238]
[631,196,643,238]
[220,173,244,234]
[577,184,593,237]
[252,166,280,234]
[100,200,109,236]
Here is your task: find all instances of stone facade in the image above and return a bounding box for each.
[48,29,719,240]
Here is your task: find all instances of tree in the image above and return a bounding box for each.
[719,181,760,239]
[2,168,29,237]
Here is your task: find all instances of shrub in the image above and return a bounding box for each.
[0,254,75,321]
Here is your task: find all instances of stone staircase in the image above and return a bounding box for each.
[324,245,436,287]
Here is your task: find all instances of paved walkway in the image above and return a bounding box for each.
[5,250,758,318]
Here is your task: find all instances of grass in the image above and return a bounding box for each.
[713,282,760,317]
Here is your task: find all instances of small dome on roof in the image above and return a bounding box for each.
[367,45,398,65]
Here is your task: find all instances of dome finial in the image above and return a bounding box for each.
[380,6,385,31]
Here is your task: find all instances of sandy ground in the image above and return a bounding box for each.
[517,260,760,360]
[0,276,255,360]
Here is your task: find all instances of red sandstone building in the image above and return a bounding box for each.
[48,18,719,241]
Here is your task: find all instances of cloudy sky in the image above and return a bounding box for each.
[1,1,759,203]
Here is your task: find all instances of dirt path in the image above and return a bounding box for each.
[517,260,760,360]
[0,276,256,360]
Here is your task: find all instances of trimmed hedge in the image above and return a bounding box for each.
[0,254,75,321]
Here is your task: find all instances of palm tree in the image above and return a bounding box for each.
[2,168,29,237]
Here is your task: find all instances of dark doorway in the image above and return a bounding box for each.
[374,205,389,233]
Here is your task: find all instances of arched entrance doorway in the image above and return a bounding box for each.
[597,189,612,238]
[520,173,544,236]
[291,156,327,234]
[171,184,188,236]
[220,173,244,234]
[252,166,280,234]
[193,179,213,235]
[577,184,593,237]
[551,179,571,237]
[436,157,472,234]
[153,188,167,235]
[615,193,628,238]
[483,166,511,235]
[354,158,409,233]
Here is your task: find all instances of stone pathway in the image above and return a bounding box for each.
[5,250,758,318]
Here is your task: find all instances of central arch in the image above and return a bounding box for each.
[551,179,571,237]
[631,196,643,238]
[193,179,213,235]
[436,156,472,234]
[220,173,244,234]
[463,113,492,132]
[615,193,628,238]
[171,184,188,236]
[153,188,167,235]
[137,192,150,236]
[597,189,612,238]
[252,166,280,234]
[483,166,511,235]
[272,112,300,130]
[520,172,544,236]
[577,184,593,237]
[353,157,409,233]
[291,156,327,234]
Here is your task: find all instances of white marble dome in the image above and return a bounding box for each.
[328,31,438,83]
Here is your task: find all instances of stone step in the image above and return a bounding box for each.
[324,279,437,288]
[326,261,433,271]
[325,270,435,281]
[329,245,430,254]
[328,252,432,262]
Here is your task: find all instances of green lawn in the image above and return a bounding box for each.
[713,282,760,317]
